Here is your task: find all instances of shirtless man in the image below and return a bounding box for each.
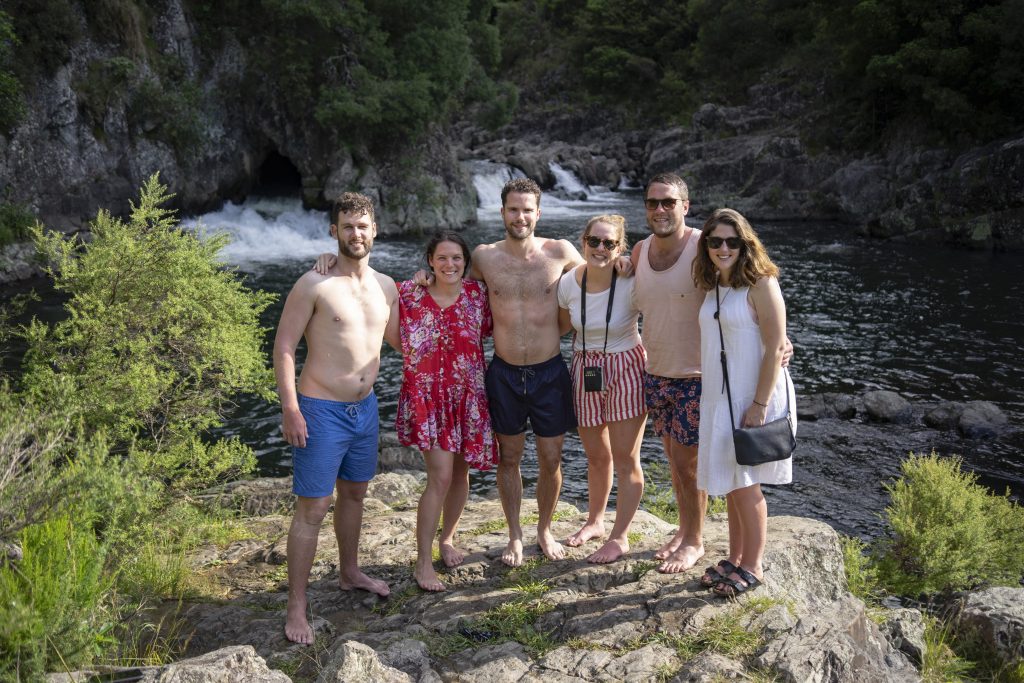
[274,192,398,645]
[474,178,584,566]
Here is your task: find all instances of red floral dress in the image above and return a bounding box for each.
[396,279,498,469]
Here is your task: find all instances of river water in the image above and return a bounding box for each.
[8,163,1022,539]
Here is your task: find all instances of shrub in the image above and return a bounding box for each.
[875,452,1024,596]
[0,200,35,248]
[21,174,275,488]
[0,517,113,680]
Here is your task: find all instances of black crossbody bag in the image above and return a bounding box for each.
[714,283,796,466]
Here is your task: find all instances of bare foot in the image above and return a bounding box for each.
[566,521,605,548]
[414,564,446,592]
[339,569,390,597]
[502,538,524,567]
[284,598,314,645]
[587,538,628,564]
[439,542,465,568]
[654,531,685,560]
[538,529,566,561]
[657,543,705,574]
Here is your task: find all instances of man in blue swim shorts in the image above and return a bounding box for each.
[274,192,399,645]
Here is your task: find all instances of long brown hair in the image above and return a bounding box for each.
[692,208,779,290]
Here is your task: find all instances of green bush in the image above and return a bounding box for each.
[22,174,275,480]
[876,452,1024,596]
[0,10,25,135]
[0,517,113,680]
[0,201,35,248]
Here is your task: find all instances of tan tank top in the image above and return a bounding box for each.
[632,230,702,378]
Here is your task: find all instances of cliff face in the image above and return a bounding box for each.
[0,0,475,236]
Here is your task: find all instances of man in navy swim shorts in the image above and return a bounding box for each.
[274,192,399,645]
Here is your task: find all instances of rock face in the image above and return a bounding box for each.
[954,587,1024,666]
[0,0,475,240]
[46,645,291,683]
[169,481,921,682]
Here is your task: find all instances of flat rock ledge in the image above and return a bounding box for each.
[62,471,937,683]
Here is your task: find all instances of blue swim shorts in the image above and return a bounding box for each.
[643,374,701,446]
[485,354,576,437]
[292,392,379,497]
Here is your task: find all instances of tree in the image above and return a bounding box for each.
[21,174,275,487]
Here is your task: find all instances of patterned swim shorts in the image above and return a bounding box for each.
[642,374,701,446]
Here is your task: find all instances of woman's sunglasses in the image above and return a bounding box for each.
[585,236,618,250]
[707,236,743,249]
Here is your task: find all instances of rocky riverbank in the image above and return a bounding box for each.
[46,438,1024,682]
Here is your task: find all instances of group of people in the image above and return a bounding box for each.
[273,174,795,645]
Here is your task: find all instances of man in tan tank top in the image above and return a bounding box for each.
[274,193,399,644]
[630,173,708,574]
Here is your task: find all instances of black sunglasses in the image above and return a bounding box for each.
[644,198,685,210]
[585,236,618,250]
[707,236,743,249]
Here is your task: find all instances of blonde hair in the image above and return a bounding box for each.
[582,214,627,253]
[692,208,779,290]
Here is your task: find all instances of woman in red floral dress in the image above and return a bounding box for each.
[396,231,497,591]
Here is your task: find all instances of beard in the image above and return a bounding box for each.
[339,238,373,260]
[505,223,534,241]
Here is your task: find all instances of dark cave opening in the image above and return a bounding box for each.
[254,150,302,197]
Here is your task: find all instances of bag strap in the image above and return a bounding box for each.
[580,267,617,356]
[715,282,792,431]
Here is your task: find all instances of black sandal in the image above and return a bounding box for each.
[712,566,762,598]
[699,559,737,588]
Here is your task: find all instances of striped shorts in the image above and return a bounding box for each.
[570,345,647,428]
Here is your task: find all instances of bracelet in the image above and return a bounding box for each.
[752,400,768,407]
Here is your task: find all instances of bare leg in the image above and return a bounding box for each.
[439,455,470,567]
[658,441,706,573]
[334,479,389,596]
[655,435,686,560]
[725,492,744,569]
[496,432,526,566]
[589,414,646,564]
[568,425,611,547]
[285,494,332,644]
[731,484,766,579]
[415,449,454,591]
[535,434,566,560]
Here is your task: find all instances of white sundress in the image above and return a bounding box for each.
[696,284,795,496]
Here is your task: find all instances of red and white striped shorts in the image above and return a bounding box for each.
[570,345,648,428]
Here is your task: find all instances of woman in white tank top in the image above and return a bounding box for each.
[557,215,648,563]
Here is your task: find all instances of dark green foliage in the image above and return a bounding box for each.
[128,74,205,155]
[0,10,25,134]
[0,199,35,248]
[74,56,136,130]
[5,0,80,79]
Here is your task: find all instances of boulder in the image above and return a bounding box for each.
[881,607,927,664]
[954,586,1024,665]
[799,393,858,421]
[923,402,966,430]
[862,391,913,424]
[366,471,424,507]
[957,401,1009,439]
[316,640,413,683]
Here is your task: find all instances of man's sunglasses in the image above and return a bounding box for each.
[707,236,743,249]
[644,198,685,210]
[585,236,618,250]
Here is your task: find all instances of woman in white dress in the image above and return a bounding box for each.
[693,208,794,597]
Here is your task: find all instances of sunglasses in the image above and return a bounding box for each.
[644,198,685,210]
[585,236,618,250]
[707,236,743,249]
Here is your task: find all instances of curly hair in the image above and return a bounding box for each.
[500,177,542,207]
[692,208,779,290]
[331,192,375,226]
[582,214,628,253]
